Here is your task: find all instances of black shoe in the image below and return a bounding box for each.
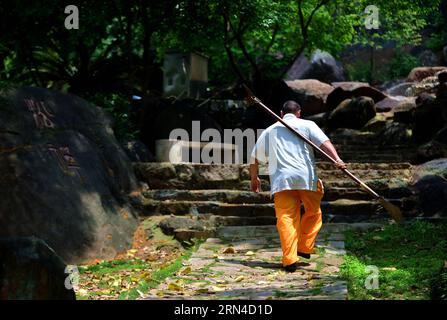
[283,262,298,273]
[298,251,311,259]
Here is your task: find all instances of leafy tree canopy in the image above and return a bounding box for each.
[0,0,444,96]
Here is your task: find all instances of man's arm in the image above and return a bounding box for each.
[320,140,347,170]
[249,158,261,193]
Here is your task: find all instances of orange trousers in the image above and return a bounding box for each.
[273,180,324,267]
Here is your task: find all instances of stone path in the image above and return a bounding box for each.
[143,223,380,300]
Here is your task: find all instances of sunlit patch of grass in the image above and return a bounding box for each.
[340,220,447,300]
[79,259,147,274]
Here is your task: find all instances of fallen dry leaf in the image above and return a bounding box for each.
[210,285,225,292]
[168,282,184,292]
[382,267,397,271]
[179,266,192,275]
[195,288,209,294]
[234,275,245,282]
[222,247,236,254]
[245,251,255,256]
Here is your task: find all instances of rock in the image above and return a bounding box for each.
[173,229,215,242]
[437,72,447,100]
[417,140,447,163]
[327,97,376,130]
[284,80,334,116]
[159,217,206,235]
[416,127,447,163]
[385,82,415,97]
[122,140,155,162]
[362,113,391,133]
[332,82,370,91]
[413,95,447,143]
[406,67,447,82]
[0,87,139,264]
[0,237,76,300]
[377,122,412,145]
[327,82,387,111]
[285,50,345,84]
[375,96,416,113]
[303,112,328,127]
[159,217,215,242]
[135,162,242,190]
[418,50,440,67]
[410,158,447,216]
[405,76,439,96]
[391,98,417,123]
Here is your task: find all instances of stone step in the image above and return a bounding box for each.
[209,212,389,226]
[332,144,414,150]
[144,189,272,204]
[143,185,414,203]
[317,154,415,163]
[312,169,412,181]
[240,178,412,195]
[142,198,415,217]
[135,162,413,190]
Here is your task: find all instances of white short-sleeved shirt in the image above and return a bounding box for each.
[251,114,329,194]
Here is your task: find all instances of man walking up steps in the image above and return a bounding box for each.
[250,101,347,272]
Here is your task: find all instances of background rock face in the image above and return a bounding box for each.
[0,237,75,300]
[0,87,139,264]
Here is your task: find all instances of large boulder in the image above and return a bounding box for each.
[327,96,376,130]
[326,82,387,111]
[390,98,417,123]
[405,76,439,96]
[285,50,345,84]
[413,94,447,143]
[416,127,447,163]
[284,79,334,115]
[0,87,140,264]
[377,122,412,145]
[406,67,447,82]
[374,96,416,113]
[362,113,392,133]
[385,82,415,97]
[410,158,447,217]
[0,237,75,300]
[122,140,155,162]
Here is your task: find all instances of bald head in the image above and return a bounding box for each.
[281,100,301,118]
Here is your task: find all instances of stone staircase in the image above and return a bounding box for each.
[134,130,419,229]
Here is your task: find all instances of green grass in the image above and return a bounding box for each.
[79,259,148,275]
[340,220,447,300]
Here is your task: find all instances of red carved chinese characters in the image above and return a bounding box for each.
[24,99,55,129]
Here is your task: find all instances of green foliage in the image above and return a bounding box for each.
[89,93,139,142]
[340,220,447,300]
[346,61,374,83]
[389,50,421,79]
[0,0,443,92]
